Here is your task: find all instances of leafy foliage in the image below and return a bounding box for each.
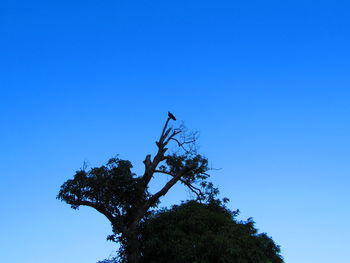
[140,201,284,263]
[58,158,151,225]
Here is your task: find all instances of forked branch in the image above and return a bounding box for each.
[142,115,179,185]
[154,170,204,200]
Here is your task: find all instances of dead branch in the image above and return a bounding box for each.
[135,164,197,223]
[154,170,203,200]
[170,137,196,154]
[142,116,177,185]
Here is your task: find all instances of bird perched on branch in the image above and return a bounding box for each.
[168,111,176,121]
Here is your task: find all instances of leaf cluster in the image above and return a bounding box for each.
[164,153,209,182]
[57,158,149,221]
[139,201,284,263]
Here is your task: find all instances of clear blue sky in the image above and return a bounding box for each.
[1,1,349,262]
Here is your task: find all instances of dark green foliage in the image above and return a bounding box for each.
[140,201,284,263]
[58,158,151,221]
[164,153,209,181]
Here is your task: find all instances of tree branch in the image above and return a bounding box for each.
[68,200,126,232]
[159,117,171,144]
[137,164,196,221]
[169,137,196,153]
[142,117,177,185]
[154,170,203,200]
[150,165,195,204]
[163,130,182,146]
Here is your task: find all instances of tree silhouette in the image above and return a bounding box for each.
[57,113,213,263]
[140,200,284,263]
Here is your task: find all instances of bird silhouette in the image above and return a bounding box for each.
[168,111,176,121]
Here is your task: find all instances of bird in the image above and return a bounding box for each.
[168,111,176,121]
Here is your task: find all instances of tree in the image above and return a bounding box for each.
[140,200,284,263]
[57,113,214,263]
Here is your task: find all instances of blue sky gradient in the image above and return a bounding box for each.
[1,1,350,262]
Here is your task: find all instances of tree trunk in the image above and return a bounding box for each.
[125,229,141,263]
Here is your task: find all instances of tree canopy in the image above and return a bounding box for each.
[140,200,283,263]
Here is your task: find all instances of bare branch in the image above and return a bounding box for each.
[156,117,171,147]
[143,154,151,167]
[147,164,196,208]
[161,118,171,136]
[163,128,172,142]
[170,137,196,154]
[142,117,177,185]
[134,164,197,224]
[154,170,203,200]
[163,130,182,146]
